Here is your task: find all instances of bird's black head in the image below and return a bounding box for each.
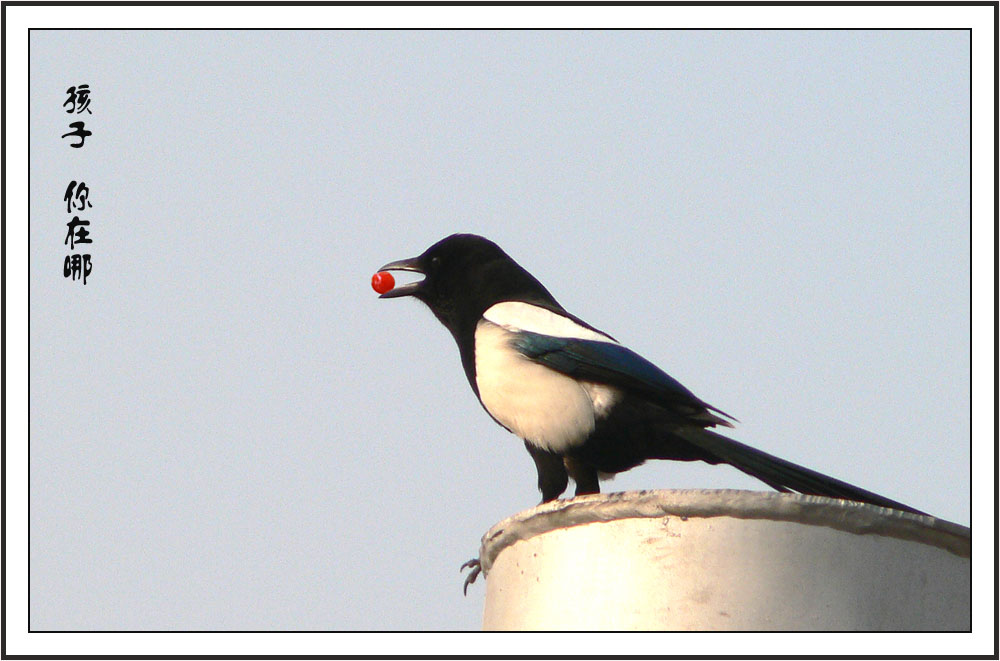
[378,233,560,337]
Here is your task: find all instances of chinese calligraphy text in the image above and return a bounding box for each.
[62,84,95,284]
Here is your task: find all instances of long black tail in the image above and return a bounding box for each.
[674,428,925,515]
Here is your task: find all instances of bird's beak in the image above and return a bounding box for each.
[377,256,425,299]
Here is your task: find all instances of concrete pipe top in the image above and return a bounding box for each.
[478,489,970,631]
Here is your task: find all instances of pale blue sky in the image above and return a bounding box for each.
[29,29,970,631]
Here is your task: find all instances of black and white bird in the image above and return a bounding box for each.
[378,233,921,516]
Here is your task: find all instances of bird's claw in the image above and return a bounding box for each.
[460,557,482,595]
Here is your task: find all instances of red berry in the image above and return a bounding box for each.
[371,271,395,294]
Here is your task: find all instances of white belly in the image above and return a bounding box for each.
[474,320,617,453]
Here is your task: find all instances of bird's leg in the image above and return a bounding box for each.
[462,445,568,595]
[460,557,481,595]
[565,456,600,496]
[524,441,568,502]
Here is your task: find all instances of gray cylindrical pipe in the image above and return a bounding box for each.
[478,490,970,631]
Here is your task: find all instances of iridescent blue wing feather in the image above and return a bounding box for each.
[510,331,735,422]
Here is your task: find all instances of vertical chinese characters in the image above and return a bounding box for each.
[62,85,94,285]
[61,85,92,148]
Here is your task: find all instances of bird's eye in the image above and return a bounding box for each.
[430,256,442,269]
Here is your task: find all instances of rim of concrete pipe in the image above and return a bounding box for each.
[478,489,971,576]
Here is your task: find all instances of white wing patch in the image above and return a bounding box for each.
[482,302,617,344]
[474,319,619,453]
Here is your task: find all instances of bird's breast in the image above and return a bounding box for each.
[474,320,618,453]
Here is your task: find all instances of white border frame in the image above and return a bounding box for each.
[5,4,994,656]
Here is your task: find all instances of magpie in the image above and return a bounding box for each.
[378,233,922,516]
